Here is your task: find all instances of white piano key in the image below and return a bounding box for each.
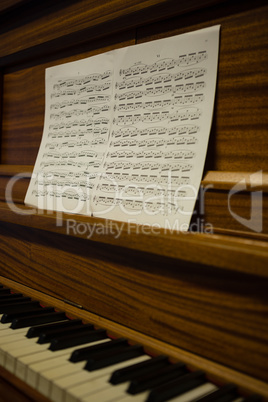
[5,343,48,373]
[168,382,218,402]
[37,361,85,396]
[108,390,150,402]
[65,355,150,402]
[40,355,147,398]
[0,337,39,365]
[50,355,149,402]
[112,382,218,402]
[0,327,26,336]
[26,338,109,389]
[79,383,128,402]
[15,347,80,381]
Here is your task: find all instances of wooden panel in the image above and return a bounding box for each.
[203,189,268,234]
[0,0,224,62]
[0,276,267,400]
[137,3,268,172]
[0,221,267,382]
[1,32,135,165]
[0,200,268,277]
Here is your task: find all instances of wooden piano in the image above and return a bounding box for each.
[0,0,267,401]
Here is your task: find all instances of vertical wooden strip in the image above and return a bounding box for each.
[0,69,3,163]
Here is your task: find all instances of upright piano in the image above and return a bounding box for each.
[0,0,267,401]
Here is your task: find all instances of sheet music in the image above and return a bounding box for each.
[25,25,220,230]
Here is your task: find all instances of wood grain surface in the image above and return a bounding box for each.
[0,0,267,396]
[0,220,267,384]
[0,275,268,399]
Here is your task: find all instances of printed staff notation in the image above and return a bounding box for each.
[115,93,204,112]
[50,95,111,109]
[40,160,102,169]
[113,125,199,138]
[119,51,208,76]
[97,183,187,198]
[48,128,108,139]
[45,138,106,149]
[43,150,103,159]
[53,71,112,90]
[104,160,193,172]
[107,149,195,160]
[117,81,205,95]
[39,171,99,180]
[116,87,205,101]
[51,82,111,98]
[94,195,181,215]
[111,136,198,148]
[33,189,90,201]
[50,105,110,119]
[113,107,202,125]
[36,178,94,189]
[49,117,109,130]
[116,69,206,90]
[104,172,190,185]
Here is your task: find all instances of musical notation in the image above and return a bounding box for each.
[51,82,111,98]
[103,172,190,185]
[115,94,204,112]
[116,89,204,101]
[107,149,195,160]
[104,160,193,173]
[50,105,110,119]
[45,138,106,149]
[119,51,208,76]
[33,189,90,201]
[50,95,111,109]
[40,159,102,169]
[43,150,103,159]
[26,25,220,230]
[111,136,198,148]
[97,182,187,198]
[48,128,108,139]
[53,71,112,90]
[116,69,206,90]
[49,118,109,131]
[93,195,183,215]
[113,107,201,125]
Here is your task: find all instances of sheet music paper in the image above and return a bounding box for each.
[25,25,220,231]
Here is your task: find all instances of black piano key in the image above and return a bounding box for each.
[0,293,23,300]
[196,384,238,402]
[1,306,54,323]
[26,318,83,338]
[11,311,67,329]
[128,361,187,394]
[0,300,39,314]
[0,297,31,314]
[146,370,206,402]
[110,355,169,385]
[49,327,107,351]
[38,322,94,344]
[70,337,128,362]
[84,344,144,371]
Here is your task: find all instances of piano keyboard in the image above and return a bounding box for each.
[0,285,262,402]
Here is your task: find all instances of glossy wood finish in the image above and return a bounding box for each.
[0,219,268,385]
[0,0,267,399]
[1,275,268,400]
